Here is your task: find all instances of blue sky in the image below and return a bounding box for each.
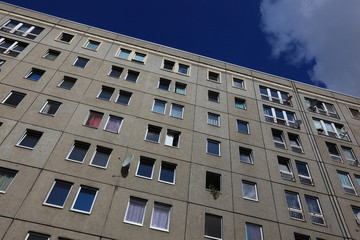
[4,0,360,97]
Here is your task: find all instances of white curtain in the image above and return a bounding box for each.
[125,198,147,224]
[151,203,171,230]
[0,169,16,192]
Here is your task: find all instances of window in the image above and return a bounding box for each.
[152,99,167,114]
[206,171,221,192]
[242,181,258,201]
[313,118,349,140]
[233,77,244,89]
[0,167,18,193]
[124,197,147,225]
[208,71,220,82]
[73,57,89,68]
[342,146,358,166]
[25,68,45,81]
[305,97,338,118]
[208,113,220,126]
[90,146,112,168]
[349,108,360,119]
[57,32,74,43]
[245,223,263,240]
[163,60,175,71]
[17,129,43,149]
[0,37,28,57]
[0,59,5,66]
[295,161,313,185]
[25,232,50,240]
[165,130,181,147]
[125,70,139,82]
[84,111,103,128]
[66,141,90,163]
[351,206,360,224]
[133,52,146,63]
[71,186,98,214]
[97,86,115,101]
[116,90,132,105]
[285,191,304,220]
[325,142,343,162]
[158,78,171,91]
[178,64,189,75]
[174,82,186,95]
[145,125,162,143]
[2,91,26,107]
[288,133,303,153]
[239,147,253,164]
[355,175,360,188]
[235,97,246,109]
[337,171,357,195]
[263,106,296,127]
[117,48,131,59]
[58,76,77,90]
[208,90,219,102]
[294,233,310,240]
[237,120,249,134]
[170,104,184,119]
[108,65,123,78]
[159,162,176,184]
[40,100,61,116]
[260,86,291,106]
[204,213,222,240]
[207,139,220,156]
[278,157,294,181]
[43,49,60,61]
[305,196,325,225]
[150,202,172,231]
[272,129,286,149]
[0,20,44,39]
[104,115,123,133]
[44,180,73,208]
[136,157,155,179]
[84,39,100,50]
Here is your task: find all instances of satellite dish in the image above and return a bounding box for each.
[122,154,134,167]
[294,120,302,129]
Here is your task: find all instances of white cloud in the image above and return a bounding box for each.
[260,0,360,98]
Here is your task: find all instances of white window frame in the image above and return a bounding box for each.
[58,76,77,90]
[239,147,253,164]
[338,171,357,195]
[43,179,73,208]
[207,139,221,156]
[305,97,338,118]
[16,129,42,149]
[313,119,349,140]
[132,52,146,63]
[341,146,358,166]
[39,100,62,116]
[278,157,294,181]
[285,191,304,221]
[235,97,246,109]
[24,232,50,240]
[158,78,171,91]
[125,69,140,82]
[73,57,89,68]
[97,86,115,101]
[245,223,263,240]
[260,86,291,105]
[150,202,172,231]
[108,65,123,78]
[104,115,123,133]
[115,90,132,105]
[288,133,303,153]
[24,68,45,81]
[208,70,221,83]
[233,77,245,89]
[1,20,42,39]
[174,82,187,95]
[207,112,220,127]
[264,106,296,126]
[65,141,90,163]
[204,213,223,240]
[0,37,27,56]
[152,99,167,115]
[0,167,18,193]
[208,90,220,103]
[165,129,181,148]
[242,180,258,201]
[272,129,286,149]
[84,39,101,51]
[70,186,98,214]
[158,162,176,185]
[326,142,343,163]
[89,146,112,169]
[237,120,249,134]
[305,196,325,225]
[135,157,155,179]
[145,125,162,143]
[2,91,26,107]
[42,49,60,61]
[124,197,148,226]
[295,161,313,185]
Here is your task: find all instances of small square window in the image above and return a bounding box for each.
[233,78,244,88]
[57,32,74,43]
[178,64,189,75]
[208,90,219,102]
[237,120,249,134]
[0,59,6,66]
[2,91,26,107]
[337,171,357,195]
[116,90,132,105]
[25,68,45,81]
[206,171,221,192]
[207,139,220,156]
[296,161,313,185]
[235,97,246,109]
[97,86,115,101]
[43,180,73,208]
[118,48,131,59]
[25,232,50,240]
[158,78,171,91]
[136,156,155,179]
[125,70,139,82]
[58,76,77,90]
[272,129,286,149]
[108,65,123,78]
[326,142,343,162]
[174,82,186,95]
[90,146,112,168]
[145,125,162,143]
[84,39,100,50]
[208,113,220,126]
[152,99,167,114]
[17,129,43,149]
[242,181,258,201]
[71,186,98,214]
[124,197,147,225]
[0,167,18,193]
[159,162,176,184]
[208,71,220,82]
[305,196,325,225]
[84,110,103,129]
[285,191,304,220]
[239,147,253,164]
[165,129,181,147]
[150,202,172,231]
[204,213,222,240]
[342,146,358,165]
[66,141,90,163]
[246,223,263,240]
[104,115,123,133]
[278,157,294,181]
[163,60,175,71]
[40,100,62,116]
[132,52,146,63]
[288,133,303,153]
[170,104,184,119]
[73,57,89,68]
[43,49,60,61]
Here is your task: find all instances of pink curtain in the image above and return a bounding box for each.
[87,112,103,128]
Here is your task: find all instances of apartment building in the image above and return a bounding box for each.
[0,2,360,240]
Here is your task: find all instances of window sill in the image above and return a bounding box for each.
[15,144,34,150]
[158,180,175,185]
[1,103,17,108]
[206,152,221,157]
[207,79,221,84]
[83,124,99,129]
[89,163,107,169]
[70,208,91,215]
[150,226,169,232]
[43,203,64,209]
[82,46,99,52]
[204,235,222,240]
[103,129,120,134]
[65,158,84,164]
[96,97,111,101]
[123,220,144,227]
[39,112,55,117]
[169,115,183,120]
[243,197,258,202]
[135,174,153,180]
[144,139,160,144]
